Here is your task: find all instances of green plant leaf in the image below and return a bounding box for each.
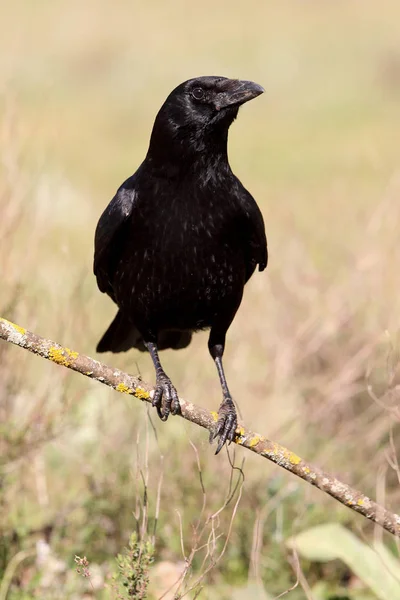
[287,524,400,600]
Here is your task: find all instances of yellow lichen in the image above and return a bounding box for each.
[13,323,26,335]
[289,453,301,465]
[263,443,302,466]
[211,411,219,422]
[135,387,150,399]
[48,346,78,367]
[271,443,280,455]
[0,318,26,335]
[357,498,364,506]
[303,467,311,475]
[116,383,133,394]
[234,426,246,445]
[249,436,261,448]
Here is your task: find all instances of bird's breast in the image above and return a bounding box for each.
[113,181,246,328]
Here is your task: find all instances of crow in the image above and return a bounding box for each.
[94,76,267,454]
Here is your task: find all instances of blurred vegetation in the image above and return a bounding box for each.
[1,0,400,597]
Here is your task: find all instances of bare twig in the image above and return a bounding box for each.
[1,317,400,537]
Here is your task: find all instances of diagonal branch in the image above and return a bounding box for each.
[1,316,399,537]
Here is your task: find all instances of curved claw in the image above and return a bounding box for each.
[152,376,180,421]
[211,398,237,455]
[152,387,167,421]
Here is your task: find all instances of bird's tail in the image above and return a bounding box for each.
[96,310,192,353]
[96,310,145,353]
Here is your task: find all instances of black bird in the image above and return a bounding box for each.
[94,76,267,453]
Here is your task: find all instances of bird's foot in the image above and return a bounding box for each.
[152,373,180,421]
[210,397,237,455]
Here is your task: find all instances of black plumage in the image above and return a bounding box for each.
[94,76,267,453]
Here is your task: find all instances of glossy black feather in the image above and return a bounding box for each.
[94,75,267,353]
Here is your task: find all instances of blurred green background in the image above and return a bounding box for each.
[1,1,400,598]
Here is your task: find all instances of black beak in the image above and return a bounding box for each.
[215,79,264,110]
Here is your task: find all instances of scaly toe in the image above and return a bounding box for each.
[212,398,237,455]
[152,387,166,420]
[153,377,180,421]
[171,393,181,416]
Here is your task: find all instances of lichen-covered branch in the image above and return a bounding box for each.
[1,317,399,537]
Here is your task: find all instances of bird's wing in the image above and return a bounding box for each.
[93,176,138,295]
[238,188,268,279]
[249,202,268,272]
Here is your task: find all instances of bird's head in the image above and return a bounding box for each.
[147,76,264,167]
[162,76,264,130]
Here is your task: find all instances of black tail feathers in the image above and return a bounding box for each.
[96,310,145,353]
[96,311,192,353]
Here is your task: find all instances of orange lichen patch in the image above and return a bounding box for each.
[115,383,134,394]
[135,387,150,399]
[48,346,78,367]
[211,411,219,422]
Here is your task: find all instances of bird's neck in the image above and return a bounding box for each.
[146,121,231,178]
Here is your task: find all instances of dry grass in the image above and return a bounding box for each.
[1,1,400,598]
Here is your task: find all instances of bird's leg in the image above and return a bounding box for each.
[145,341,180,421]
[208,335,238,455]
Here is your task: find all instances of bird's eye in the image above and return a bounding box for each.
[191,87,205,100]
